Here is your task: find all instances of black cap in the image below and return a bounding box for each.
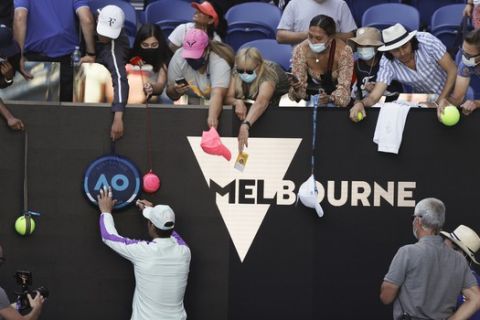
[0,25,20,59]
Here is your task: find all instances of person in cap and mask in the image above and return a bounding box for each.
[442,225,480,320]
[276,0,356,45]
[166,28,234,129]
[0,25,23,130]
[348,27,401,112]
[350,23,457,122]
[380,198,480,320]
[95,5,130,141]
[289,14,353,108]
[168,1,223,52]
[224,47,289,152]
[97,187,191,320]
[441,29,480,116]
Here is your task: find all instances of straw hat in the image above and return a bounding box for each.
[377,23,417,52]
[441,225,480,265]
[349,27,383,47]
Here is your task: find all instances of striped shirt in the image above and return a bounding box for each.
[377,32,447,95]
[100,213,191,320]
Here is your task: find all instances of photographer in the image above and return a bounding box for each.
[0,246,45,320]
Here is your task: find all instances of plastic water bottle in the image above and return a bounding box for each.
[71,46,81,67]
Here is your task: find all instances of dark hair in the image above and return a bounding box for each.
[155,227,174,238]
[132,23,171,72]
[208,1,227,39]
[309,15,336,36]
[464,29,480,50]
[384,36,419,60]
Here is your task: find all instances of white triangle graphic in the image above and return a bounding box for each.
[188,137,301,262]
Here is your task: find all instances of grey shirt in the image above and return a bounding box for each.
[385,235,477,320]
[167,49,231,102]
[0,287,11,320]
[277,0,357,33]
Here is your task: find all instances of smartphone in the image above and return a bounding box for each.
[175,78,189,86]
[286,72,299,84]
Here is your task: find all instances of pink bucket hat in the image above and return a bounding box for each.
[182,28,209,59]
[200,127,231,161]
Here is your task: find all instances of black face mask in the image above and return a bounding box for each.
[137,48,160,68]
[6,53,20,74]
[186,57,207,70]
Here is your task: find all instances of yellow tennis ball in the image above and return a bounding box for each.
[440,106,460,126]
[15,216,36,236]
[357,112,364,121]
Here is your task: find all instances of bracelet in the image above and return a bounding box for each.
[4,78,13,84]
[241,120,251,129]
[86,52,96,56]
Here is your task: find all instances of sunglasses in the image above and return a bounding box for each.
[236,68,255,75]
[461,48,480,60]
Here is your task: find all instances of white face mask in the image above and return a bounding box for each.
[474,0,480,5]
[308,40,328,53]
[462,54,480,67]
[357,47,376,61]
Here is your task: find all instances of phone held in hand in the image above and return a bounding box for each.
[175,78,189,86]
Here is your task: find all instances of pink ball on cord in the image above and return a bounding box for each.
[143,171,160,193]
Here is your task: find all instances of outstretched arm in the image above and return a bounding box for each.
[0,99,24,130]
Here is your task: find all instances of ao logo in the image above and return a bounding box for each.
[83,155,141,209]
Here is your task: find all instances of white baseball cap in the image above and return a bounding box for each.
[97,5,125,40]
[297,174,324,218]
[142,205,175,230]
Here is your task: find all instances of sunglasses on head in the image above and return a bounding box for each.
[236,68,255,75]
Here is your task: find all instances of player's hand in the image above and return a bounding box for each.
[97,186,117,213]
[136,199,153,210]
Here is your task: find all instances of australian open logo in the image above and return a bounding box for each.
[83,155,141,209]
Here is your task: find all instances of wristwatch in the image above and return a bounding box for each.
[241,120,252,129]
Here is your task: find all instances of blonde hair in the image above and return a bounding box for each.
[234,47,278,99]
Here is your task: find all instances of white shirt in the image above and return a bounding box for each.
[100,213,191,320]
[277,0,357,33]
[168,22,222,48]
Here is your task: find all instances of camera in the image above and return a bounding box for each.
[14,271,49,310]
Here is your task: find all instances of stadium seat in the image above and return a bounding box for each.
[89,0,137,47]
[347,0,401,27]
[224,2,281,51]
[410,0,465,30]
[432,5,468,55]
[145,0,195,38]
[361,3,420,32]
[431,4,465,33]
[239,39,292,71]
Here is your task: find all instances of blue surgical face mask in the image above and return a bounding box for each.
[308,40,327,53]
[357,47,376,61]
[239,71,257,83]
[186,57,207,70]
[462,54,480,68]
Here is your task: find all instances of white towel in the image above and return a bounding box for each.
[373,102,411,154]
